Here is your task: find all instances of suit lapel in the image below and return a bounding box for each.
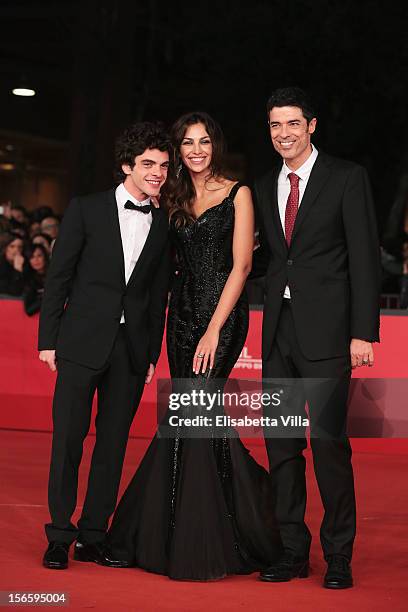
[290,153,332,245]
[106,189,126,285]
[262,167,287,254]
[127,205,164,286]
[271,167,287,252]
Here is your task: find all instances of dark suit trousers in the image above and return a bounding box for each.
[263,301,356,560]
[45,325,145,544]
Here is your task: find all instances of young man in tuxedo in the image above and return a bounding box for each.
[253,87,380,588]
[39,122,171,570]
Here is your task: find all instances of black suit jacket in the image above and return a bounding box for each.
[38,188,170,373]
[253,152,381,361]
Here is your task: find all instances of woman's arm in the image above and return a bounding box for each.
[193,185,254,373]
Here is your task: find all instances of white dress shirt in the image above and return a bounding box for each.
[115,183,152,322]
[277,144,319,298]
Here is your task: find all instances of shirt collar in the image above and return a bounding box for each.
[282,144,318,181]
[116,182,151,209]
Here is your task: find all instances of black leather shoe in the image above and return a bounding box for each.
[73,541,133,568]
[324,555,353,589]
[259,551,309,582]
[43,542,69,570]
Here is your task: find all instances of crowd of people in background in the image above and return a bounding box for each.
[0,201,59,315]
[1,182,408,314]
[381,174,408,308]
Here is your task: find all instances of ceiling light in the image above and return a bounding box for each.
[12,87,35,97]
[12,75,36,97]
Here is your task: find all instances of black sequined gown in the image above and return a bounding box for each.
[107,183,282,580]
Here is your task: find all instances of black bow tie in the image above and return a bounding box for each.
[124,200,151,214]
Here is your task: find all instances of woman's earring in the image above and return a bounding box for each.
[176,163,183,179]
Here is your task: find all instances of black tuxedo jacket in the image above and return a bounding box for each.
[253,152,381,361]
[38,188,170,373]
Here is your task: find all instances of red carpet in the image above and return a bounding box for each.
[0,429,407,611]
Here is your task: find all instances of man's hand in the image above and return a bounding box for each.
[39,350,57,372]
[350,339,374,369]
[145,363,155,384]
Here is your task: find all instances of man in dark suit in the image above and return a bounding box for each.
[254,88,380,588]
[38,122,171,570]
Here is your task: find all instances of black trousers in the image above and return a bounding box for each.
[263,300,356,561]
[45,325,145,544]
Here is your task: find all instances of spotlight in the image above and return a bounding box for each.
[12,76,36,97]
[12,87,35,97]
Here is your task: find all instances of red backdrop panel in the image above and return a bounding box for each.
[0,300,407,439]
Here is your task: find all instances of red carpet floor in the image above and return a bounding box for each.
[0,429,407,611]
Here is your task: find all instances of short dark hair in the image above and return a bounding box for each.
[266,87,316,123]
[40,214,59,222]
[31,206,54,223]
[11,205,28,214]
[114,121,170,183]
[31,232,53,245]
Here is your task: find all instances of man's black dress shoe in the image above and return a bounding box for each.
[259,551,309,582]
[73,541,133,568]
[43,542,69,570]
[324,555,353,589]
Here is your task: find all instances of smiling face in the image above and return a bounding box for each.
[179,123,213,175]
[268,106,316,170]
[122,148,169,200]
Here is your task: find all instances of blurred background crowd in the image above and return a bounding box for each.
[1,182,408,314]
[0,201,58,314]
[381,173,408,309]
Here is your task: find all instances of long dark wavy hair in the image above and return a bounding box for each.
[163,111,227,226]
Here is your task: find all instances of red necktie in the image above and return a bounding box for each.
[284,172,300,246]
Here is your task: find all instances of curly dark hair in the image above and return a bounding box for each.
[266,87,316,124]
[114,121,171,183]
[163,111,228,226]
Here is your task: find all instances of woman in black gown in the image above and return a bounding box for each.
[107,112,281,580]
